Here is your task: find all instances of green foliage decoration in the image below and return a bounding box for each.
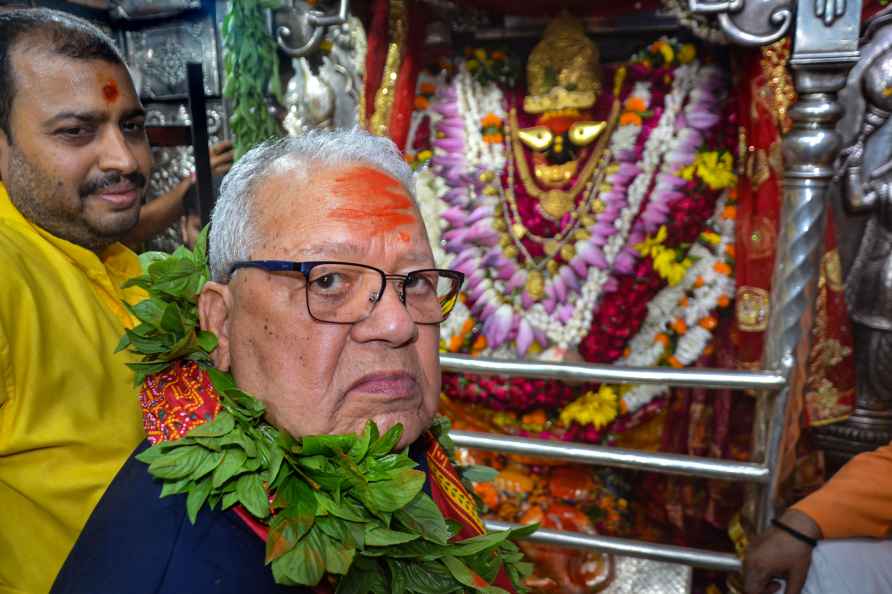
[222,0,285,158]
[117,229,536,591]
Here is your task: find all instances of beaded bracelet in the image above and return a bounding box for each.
[771,518,818,548]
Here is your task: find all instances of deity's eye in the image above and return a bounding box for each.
[518,126,554,152]
[568,121,607,146]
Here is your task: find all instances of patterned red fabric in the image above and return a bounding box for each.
[139,360,220,445]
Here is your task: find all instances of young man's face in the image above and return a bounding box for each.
[0,43,151,251]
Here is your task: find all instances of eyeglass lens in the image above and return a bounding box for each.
[306,264,458,324]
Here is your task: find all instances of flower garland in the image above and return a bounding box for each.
[432,39,728,358]
[561,183,736,429]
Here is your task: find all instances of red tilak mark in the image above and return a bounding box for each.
[327,166,416,237]
[101,80,119,103]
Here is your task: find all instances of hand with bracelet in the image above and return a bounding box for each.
[743,509,822,594]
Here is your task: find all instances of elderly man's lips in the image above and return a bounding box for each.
[347,372,418,398]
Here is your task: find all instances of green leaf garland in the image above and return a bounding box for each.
[121,228,535,591]
[222,0,285,158]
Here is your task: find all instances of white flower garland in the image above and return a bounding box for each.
[619,189,736,414]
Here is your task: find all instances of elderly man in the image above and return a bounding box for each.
[51,130,525,593]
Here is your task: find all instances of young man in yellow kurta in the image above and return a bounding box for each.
[0,9,154,593]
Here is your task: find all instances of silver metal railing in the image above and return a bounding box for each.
[440,353,786,390]
[449,431,770,483]
[485,521,742,573]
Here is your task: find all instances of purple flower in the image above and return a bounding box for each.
[485,304,514,348]
[560,265,579,290]
[614,249,637,275]
[441,207,467,227]
[507,268,528,292]
[570,255,588,277]
[578,242,608,269]
[516,318,534,357]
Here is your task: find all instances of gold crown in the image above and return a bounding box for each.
[524,13,601,114]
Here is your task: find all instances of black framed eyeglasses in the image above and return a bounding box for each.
[228,260,464,325]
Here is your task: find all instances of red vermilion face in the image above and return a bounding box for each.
[201,163,441,449]
[0,47,150,250]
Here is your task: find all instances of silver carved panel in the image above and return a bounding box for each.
[144,100,224,201]
[604,557,692,594]
[126,18,220,99]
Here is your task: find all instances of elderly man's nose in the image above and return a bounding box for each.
[355,280,417,344]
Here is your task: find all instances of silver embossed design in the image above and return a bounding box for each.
[126,19,220,99]
[603,557,691,594]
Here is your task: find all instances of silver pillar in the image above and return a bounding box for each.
[751,0,861,532]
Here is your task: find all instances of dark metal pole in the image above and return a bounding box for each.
[186,62,214,227]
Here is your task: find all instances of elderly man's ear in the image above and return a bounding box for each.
[198,282,233,371]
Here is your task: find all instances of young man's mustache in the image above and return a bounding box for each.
[80,171,147,197]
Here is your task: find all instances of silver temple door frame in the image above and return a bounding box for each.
[435,0,864,574]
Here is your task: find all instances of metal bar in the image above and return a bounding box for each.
[440,353,786,390]
[750,0,862,534]
[450,431,770,483]
[186,62,214,228]
[485,520,741,572]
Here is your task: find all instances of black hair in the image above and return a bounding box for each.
[0,7,126,138]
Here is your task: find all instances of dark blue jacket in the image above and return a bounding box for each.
[51,441,309,593]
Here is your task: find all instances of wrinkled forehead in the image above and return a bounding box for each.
[250,161,430,260]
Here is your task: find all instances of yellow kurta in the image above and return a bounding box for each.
[0,183,146,594]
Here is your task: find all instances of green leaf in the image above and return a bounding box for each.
[364,526,419,547]
[348,421,374,463]
[321,533,355,575]
[398,559,464,593]
[447,530,510,557]
[356,468,425,513]
[212,448,248,488]
[441,556,507,593]
[236,473,269,519]
[187,412,235,438]
[147,445,208,480]
[271,525,326,586]
[460,465,499,484]
[301,433,357,456]
[196,330,219,353]
[394,493,451,546]
[186,478,213,523]
[368,423,404,457]
[135,444,163,464]
[191,449,225,480]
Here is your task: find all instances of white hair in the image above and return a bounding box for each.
[208,128,416,282]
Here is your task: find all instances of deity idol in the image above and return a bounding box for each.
[408,12,737,592]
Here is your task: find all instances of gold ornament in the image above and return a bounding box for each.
[544,239,560,256]
[511,223,527,239]
[560,244,576,261]
[524,12,602,114]
[546,260,559,275]
[526,270,545,300]
[534,161,578,186]
[540,189,577,219]
[369,0,407,136]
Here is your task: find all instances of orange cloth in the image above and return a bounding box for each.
[793,441,892,539]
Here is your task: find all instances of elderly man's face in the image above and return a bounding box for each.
[200,163,441,449]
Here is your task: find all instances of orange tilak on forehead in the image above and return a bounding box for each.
[101,79,119,104]
[326,166,417,240]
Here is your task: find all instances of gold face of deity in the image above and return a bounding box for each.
[518,111,606,188]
